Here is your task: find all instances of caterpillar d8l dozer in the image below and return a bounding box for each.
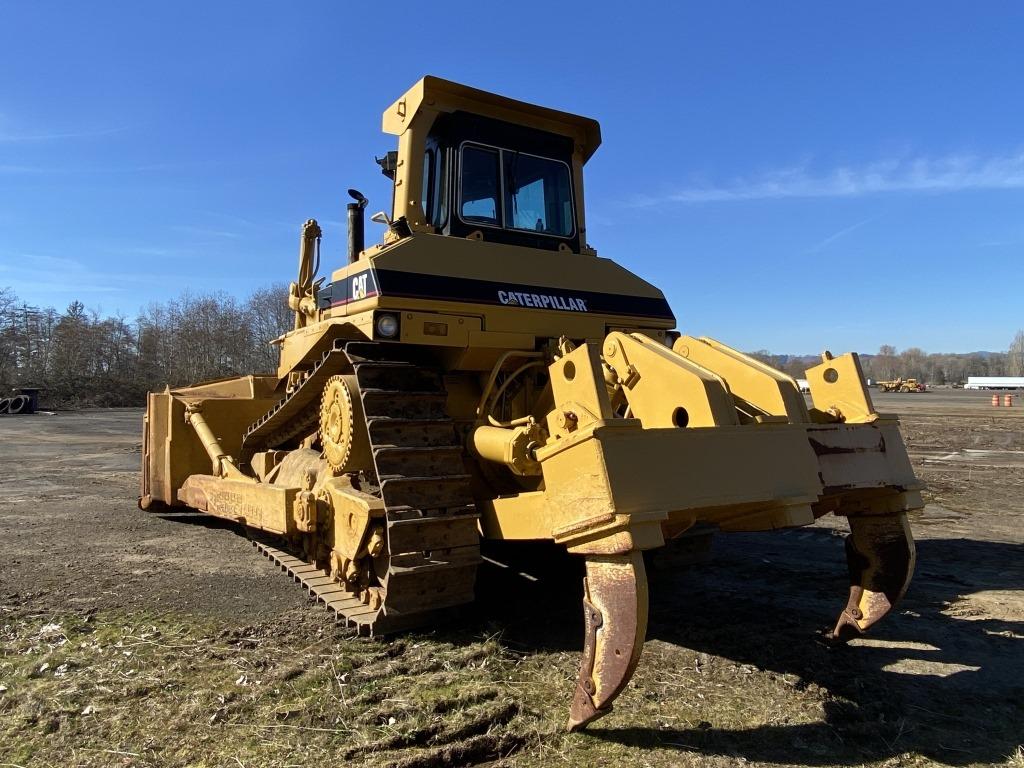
[140,76,922,730]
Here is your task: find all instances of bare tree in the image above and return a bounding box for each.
[898,347,927,380]
[873,345,898,381]
[1008,330,1024,377]
[246,282,291,373]
[0,287,17,390]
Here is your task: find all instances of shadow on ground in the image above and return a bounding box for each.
[158,513,1024,765]
[480,531,1024,766]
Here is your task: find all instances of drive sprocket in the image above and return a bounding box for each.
[319,374,370,474]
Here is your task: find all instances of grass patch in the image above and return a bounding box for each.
[0,609,554,767]
[2,608,1019,767]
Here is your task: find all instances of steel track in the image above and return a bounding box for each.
[241,341,481,636]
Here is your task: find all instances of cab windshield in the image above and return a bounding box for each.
[459,143,574,238]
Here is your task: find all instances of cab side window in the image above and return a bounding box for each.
[433,149,448,228]
[460,145,501,226]
[421,150,434,223]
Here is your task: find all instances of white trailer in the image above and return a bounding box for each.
[964,376,1024,390]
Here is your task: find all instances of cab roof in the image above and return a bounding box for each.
[382,76,602,163]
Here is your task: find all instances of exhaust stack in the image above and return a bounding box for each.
[347,188,368,263]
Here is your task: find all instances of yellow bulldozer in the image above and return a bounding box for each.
[140,77,922,730]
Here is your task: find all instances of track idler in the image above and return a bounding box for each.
[567,551,649,731]
[829,512,916,642]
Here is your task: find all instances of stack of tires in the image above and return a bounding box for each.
[0,390,38,416]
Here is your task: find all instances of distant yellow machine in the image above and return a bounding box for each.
[878,378,925,393]
[140,77,922,730]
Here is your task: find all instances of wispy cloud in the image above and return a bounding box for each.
[202,211,264,229]
[0,252,180,299]
[0,164,48,174]
[0,126,129,143]
[171,224,242,240]
[976,239,1024,249]
[0,161,216,176]
[202,210,302,235]
[804,215,878,254]
[634,151,1024,205]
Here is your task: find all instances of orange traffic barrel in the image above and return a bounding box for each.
[1005,394,1014,407]
[992,394,1000,407]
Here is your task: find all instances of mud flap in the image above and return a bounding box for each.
[567,551,649,731]
[829,511,916,642]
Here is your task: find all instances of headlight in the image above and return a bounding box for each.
[375,312,399,339]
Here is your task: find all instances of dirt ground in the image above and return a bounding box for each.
[1,390,1021,767]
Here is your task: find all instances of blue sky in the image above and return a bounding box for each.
[1,2,1022,354]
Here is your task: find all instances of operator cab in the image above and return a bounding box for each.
[378,77,600,255]
[418,113,578,252]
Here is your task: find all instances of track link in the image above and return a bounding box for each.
[243,341,481,636]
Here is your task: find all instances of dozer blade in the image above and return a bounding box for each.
[829,511,916,642]
[567,551,649,731]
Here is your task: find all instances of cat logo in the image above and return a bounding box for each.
[352,273,369,301]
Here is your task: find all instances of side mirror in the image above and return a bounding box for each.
[370,211,392,226]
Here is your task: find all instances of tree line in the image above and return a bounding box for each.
[748,334,1024,385]
[1,283,1022,408]
[0,284,291,408]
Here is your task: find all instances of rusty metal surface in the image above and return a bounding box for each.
[808,434,884,456]
[251,536,458,636]
[567,551,649,730]
[828,511,916,642]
